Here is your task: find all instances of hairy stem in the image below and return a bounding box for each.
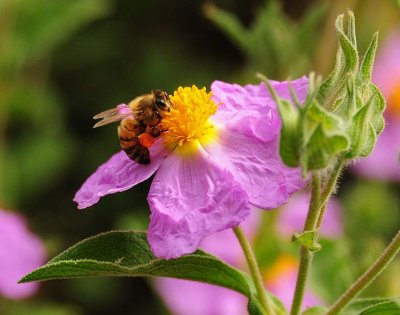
[291,161,344,315]
[233,226,276,315]
[325,230,400,315]
[316,161,344,230]
[290,175,321,315]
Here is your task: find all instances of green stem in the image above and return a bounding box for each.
[290,175,321,315]
[291,161,344,315]
[316,161,344,230]
[325,230,400,315]
[233,226,276,315]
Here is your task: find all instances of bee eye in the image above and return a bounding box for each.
[156,99,166,108]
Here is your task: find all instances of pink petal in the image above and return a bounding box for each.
[353,116,400,181]
[74,141,169,209]
[211,77,308,144]
[152,212,260,314]
[154,278,247,315]
[204,129,305,210]
[277,192,343,239]
[199,209,261,267]
[0,209,46,299]
[372,30,400,97]
[147,148,250,259]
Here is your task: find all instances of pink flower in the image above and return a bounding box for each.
[353,30,400,180]
[154,213,259,315]
[264,255,323,311]
[74,79,308,259]
[277,192,343,239]
[154,212,325,314]
[155,275,248,315]
[0,209,46,299]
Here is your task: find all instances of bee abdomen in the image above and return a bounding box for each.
[118,118,150,164]
[124,145,150,164]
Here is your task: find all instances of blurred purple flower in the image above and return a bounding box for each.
[277,192,343,239]
[74,79,308,259]
[154,213,258,315]
[154,212,325,314]
[0,209,46,299]
[354,30,400,181]
[264,255,323,312]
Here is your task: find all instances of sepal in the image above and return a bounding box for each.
[262,73,349,175]
[291,230,321,252]
[318,11,385,160]
[262,11,385,174]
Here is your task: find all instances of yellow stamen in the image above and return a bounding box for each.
[161,85,218,155]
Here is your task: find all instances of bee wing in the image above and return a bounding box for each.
[93,107,120,120]
[93,104,133,128]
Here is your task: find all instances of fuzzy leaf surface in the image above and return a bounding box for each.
[20,231,274,315]
[341,298,400,315]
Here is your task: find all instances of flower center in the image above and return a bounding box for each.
[160,85,218,155]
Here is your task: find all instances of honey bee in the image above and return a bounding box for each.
[93,89,172,164]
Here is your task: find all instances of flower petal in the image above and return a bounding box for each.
[204,129,305,209]
[0,209,46,299]
[147,148,250,259]
[154,278,247,315]
[211,77,308,115]
[199,209,261,266]
[211,77,308,143]
[74,141,169,209]
[277,192,343,238]
[372,31,400,97]
[352,118,400,181]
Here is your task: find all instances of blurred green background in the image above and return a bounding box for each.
[0,0,399,314]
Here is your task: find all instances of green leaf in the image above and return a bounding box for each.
[20,231,249,294]
[336,28,358,74]
[20,231,272,315]
[360,33,379,81]
[292,230,321,252]
[1,0,111,75]
[345,10,357,47]
[359,300,400,315]
[346,98,377,158]
[203,0,326,78]
[301,306,328,315]
[276,99,301,167]
[202,3,249,54]
[304,123,348,171]
[341,297,400,315]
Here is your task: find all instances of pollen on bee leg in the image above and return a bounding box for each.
[138,133,156,148]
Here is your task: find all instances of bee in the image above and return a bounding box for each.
[93,89,172,164]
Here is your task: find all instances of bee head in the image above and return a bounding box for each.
[153,89,172,113]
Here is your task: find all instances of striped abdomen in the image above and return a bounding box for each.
[118,117,150,164]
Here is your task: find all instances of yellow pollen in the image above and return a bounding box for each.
[161,85,218,155]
